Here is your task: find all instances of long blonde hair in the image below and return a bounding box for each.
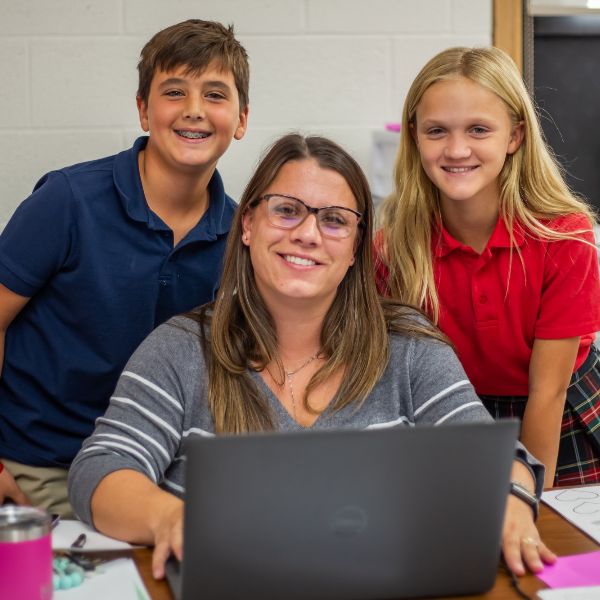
[186,134,434,433]
[381,46,596,322]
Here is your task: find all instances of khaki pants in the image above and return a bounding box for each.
[1,457,74,518]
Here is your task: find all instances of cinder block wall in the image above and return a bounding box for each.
[0,0,490,227]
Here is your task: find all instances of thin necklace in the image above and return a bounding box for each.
[267,353,319,419]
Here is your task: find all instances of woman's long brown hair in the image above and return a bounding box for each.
[188,133,446,433]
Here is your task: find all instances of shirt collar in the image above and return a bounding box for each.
[184,168,235,243]
[433,216,525,257]
[113,136,235,241]
[113,136,151,224]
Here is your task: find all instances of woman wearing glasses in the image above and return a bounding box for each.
[68,133,553,579]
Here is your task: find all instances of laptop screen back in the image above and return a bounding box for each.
[178,421,518,600]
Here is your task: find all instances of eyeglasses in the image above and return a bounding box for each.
[254,194,363,240]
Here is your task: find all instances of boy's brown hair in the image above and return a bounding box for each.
[137,19,249,111]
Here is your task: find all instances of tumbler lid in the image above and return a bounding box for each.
[0,506,50,542]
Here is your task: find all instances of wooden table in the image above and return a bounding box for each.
[133,502,599,600]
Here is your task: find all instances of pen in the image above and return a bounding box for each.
[50,513,61,529]
[71,533,87,549]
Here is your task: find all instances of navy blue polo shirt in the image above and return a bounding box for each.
[0,136,236,467]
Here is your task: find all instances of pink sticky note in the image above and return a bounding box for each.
[537,551,600,588]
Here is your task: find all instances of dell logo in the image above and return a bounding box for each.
[329,505,368,536]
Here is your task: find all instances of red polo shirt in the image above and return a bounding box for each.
[375,213,600,395]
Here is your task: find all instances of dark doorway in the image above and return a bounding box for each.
[534,16,600,210]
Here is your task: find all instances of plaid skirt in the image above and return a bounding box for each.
[480,345,600,487]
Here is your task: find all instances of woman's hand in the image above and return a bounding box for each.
[501,494,556,575]
[149,496,184,579]
[90,470,185,580]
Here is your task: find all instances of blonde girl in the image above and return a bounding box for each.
[377,46,600,488]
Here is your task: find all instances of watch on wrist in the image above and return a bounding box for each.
[509,481,539,520]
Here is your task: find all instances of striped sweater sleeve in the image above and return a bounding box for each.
[68,317,205,525]
[406,334,544,496]
[407,335,491,425]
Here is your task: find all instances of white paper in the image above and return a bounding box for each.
[538,586,600,599]
[52,519,133,552]
[541,485,600,545]
[53,557,150,600]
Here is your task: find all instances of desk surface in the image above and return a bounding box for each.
[133,503,599,600]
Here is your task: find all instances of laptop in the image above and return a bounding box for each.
[167,420,518,600]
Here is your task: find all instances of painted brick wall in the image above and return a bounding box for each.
[0,0,491,226]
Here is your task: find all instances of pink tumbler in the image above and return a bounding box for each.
[0,505,53,600]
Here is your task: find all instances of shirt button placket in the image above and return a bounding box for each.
[473,252,495,322]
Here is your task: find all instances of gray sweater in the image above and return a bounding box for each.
[68,316,543,524]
